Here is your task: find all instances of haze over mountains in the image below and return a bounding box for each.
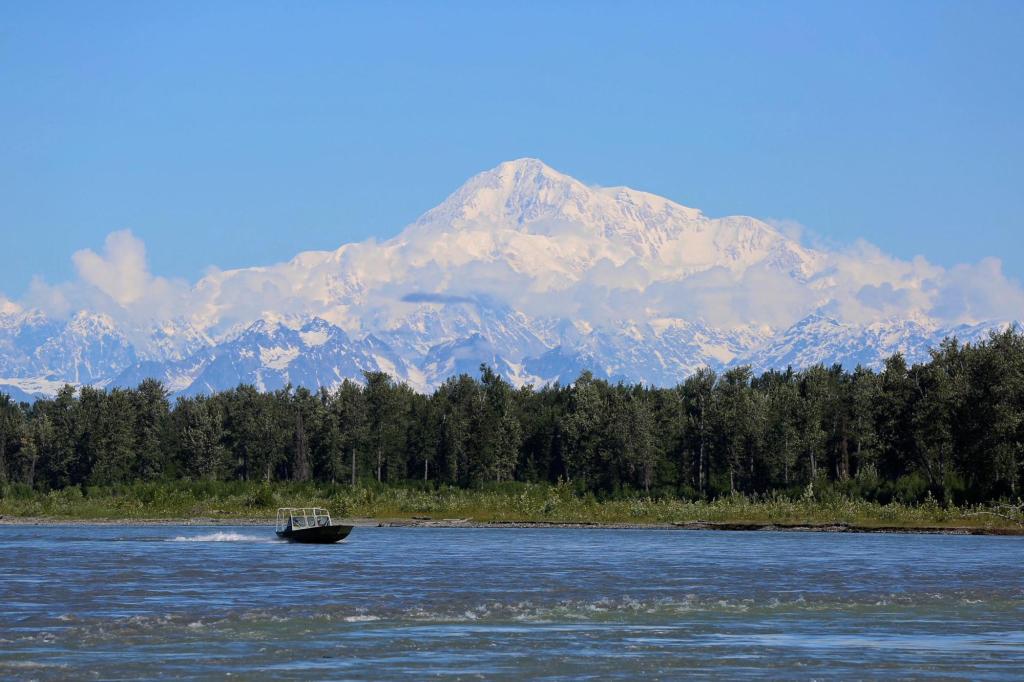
[0,159,1019,399]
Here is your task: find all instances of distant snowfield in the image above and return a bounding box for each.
[0,159,1019,399]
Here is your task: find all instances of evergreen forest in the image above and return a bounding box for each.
[2,328,1023,507]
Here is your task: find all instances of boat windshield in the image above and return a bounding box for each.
[276,507,332,532]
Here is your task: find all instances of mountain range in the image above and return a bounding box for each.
[0,159,1014,400]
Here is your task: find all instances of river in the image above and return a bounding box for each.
[1,525,1022,679]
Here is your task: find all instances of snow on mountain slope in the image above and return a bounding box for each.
[0,384,39,403]
[522,319,769,387]
[408,159,821,278]
[0,310,135,386]
[741,312,1017,372]
[396,159,824,298]
[141,319,212,363]
[33,312,137,385]
[178,158,826,336]
[174,317,412,396]
[0,158,1017,399]
[0,310,61,377]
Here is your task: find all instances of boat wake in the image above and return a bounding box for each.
[168,532,272,543]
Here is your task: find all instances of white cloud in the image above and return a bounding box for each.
[583,258,651,291]
[0,294,21,315]
[174,228,1024,337]
[72,230,151,305]
[636,264,816,330]
[805,241,1024,327]
[929,258,1024,324]
[23,231,193,339]
[24,275,73,318]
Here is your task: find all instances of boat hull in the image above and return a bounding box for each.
[276,524,353,544]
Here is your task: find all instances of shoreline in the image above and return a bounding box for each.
[2,514,1021,535]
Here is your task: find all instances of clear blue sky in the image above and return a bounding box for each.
[2,1,1022,296]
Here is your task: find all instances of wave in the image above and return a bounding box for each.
[0,661,69,670]
[12,591,1023,651]
[168,532,272,543]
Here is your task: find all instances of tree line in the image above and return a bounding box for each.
[1,328,1022,504]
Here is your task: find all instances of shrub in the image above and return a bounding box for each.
[245,485,277,509]
[894,473,929,504]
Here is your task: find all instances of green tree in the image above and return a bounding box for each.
[680,367,716,495]
[560,372,605,488]
[716,367,754,493]
[133,379,170,480]
[0,393,24,483]
[174,395,228,480]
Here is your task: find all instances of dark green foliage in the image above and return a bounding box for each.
[2,328,1023,504]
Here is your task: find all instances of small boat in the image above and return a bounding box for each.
[275,507,353,544]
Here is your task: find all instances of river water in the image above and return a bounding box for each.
[1,525,1022,680]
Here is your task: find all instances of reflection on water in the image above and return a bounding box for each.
[1,526,1022,679]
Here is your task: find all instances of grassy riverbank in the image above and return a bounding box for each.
[1,481,1022,532]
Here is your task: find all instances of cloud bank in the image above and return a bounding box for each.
[14,223,1024,341]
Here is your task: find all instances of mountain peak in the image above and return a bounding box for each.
[410,158,707,248]
[414,157,584,228]
[491,157,566,182]
[67,310,119,335]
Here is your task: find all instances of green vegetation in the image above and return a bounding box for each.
[1,480,1021,531]
[0,328,1022,530]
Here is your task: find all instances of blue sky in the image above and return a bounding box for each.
[2,1,1022,297]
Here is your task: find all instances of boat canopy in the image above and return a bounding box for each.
[276,507,332,532]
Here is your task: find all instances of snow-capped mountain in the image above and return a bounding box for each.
[742,312,1015,373]
[0,310,136,394]
[0,159,1016,400]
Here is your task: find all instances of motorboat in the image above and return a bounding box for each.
[275,507,353,544]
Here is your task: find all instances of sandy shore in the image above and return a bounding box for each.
[1,514,1021,535]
